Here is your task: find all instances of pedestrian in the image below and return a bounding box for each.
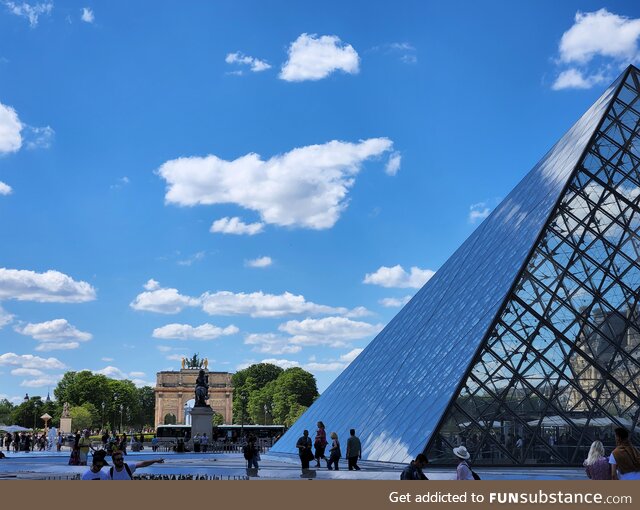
[583,440,611,480]
[295,429,313,470]
[346,428,362,471]
[193,433,201,453]
[107,450,165,480]
[78,430,92,465]
[453,446,478,480]
[151,434,158,452]
[4,433,10,452]
[201,433,208,453]
[56,432,62,452]
[400,453,429,480]
[326,432,341,470]
[81,450,110,480]
[313,421,328,468]
[243,435,259,470]
[609,427,640,480]
[119,433,128,455]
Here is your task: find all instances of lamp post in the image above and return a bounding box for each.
[101,402,105,432]
[119,403,124,433]
[239,392,247,439]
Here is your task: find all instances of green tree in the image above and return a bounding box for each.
[10,396,45,429]
[211,412,224,426]
[271,368,318,425]
[69,406,92,431]
[0,398,14,425]
[135,386,155,428]
[232,363,283,424]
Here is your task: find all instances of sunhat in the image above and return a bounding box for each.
[453,446,470,460]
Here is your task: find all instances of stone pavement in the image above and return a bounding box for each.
[0,450,587,480]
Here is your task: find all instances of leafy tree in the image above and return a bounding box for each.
[10,396,46,429]
[135,386,155,428]
[232,363,283,424]
[69,406,92,431]
[0,398,14,425]
[211,412,224,426]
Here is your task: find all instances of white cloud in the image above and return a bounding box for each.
[559,9,640,64]
[110,176,130,190]
[0,305,14,328]
[80,7,93,23]
[130,285,200,314]
[225,52,271,72]
[363,265,434,289]
[35,342,80,351]
[0,181,12,195]
[245,256,272,268]
[0,268,97,303]
[339,348,363,363]
[279,317,383,347]
[129,371,146,378]
[24,125,54,149]
[152,323,239,340]
[201,290,348,318]
[159,138,393,230]
[144,279,160,291]
[20,374,62,387]
[344,306,372,318]
[379,295,412,308]
[385,152,401,176]
[0,101,23,153]
[101,357,114,362]
[551,68,606,90]
[280,33,359,82]
[177,251,205,266]
[94,366,126,379]
[0,352,66,370]
[16,318,92,342]
[304,361,345,372]
[244,333,302,355]
[210,217,264,235]
[10,367,44,376]
[469,202,491,223]
[260,358,300,370]
[3,1,53,28]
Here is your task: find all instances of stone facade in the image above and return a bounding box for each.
[154,369,233,426]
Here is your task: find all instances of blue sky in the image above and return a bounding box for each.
[1,1,639,404]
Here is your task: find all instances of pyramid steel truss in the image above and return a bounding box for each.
[270,66,640,466]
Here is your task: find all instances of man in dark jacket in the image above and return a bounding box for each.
[346,429,362,471]
[400,453,429,480]
[295,430,313,470]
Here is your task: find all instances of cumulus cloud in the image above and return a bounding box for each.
[244,333,302,355]
[20,374,62,387]
[260,358,300,370]
[279,317,383,347]
[144,279,160,291]
[101,357,114,362]
[3,1,53,27]
[93,366,153,387]
[225,51,271,72]
[552,9,640,90]
[35,342,80,351]
[385,152,401,176]
[379,295,412,308]
[0,352,66,370]
[152,323,239,340]
[80,7,93,23]
[210,217,264,235]
[304,361,345,372]
[245,256,272,268]
[339,348,363,363]
[201,290,348,318]
[363,265,434,289]
[0,181,12,195]
[159,138,393,230]
[280,33,359,82]
[0,101,23,153]
[469,202,491,223]
[0,268,97,302]
[16,318,92,342]
[559,9,640,64]
[10,367,44,376]
[130,283,200,314]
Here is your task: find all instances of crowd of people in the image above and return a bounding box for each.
[4,431,51,452]
[295,421,362,473]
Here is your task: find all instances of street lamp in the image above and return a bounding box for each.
[119,403,124,433]
[239,392,247,439]
[101,402,105,432]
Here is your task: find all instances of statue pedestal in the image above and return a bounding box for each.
[59,417,72,433]
[190,406,213,440]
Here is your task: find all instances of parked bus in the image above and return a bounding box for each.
[155,424,285,445]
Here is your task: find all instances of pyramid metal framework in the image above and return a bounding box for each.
[270,66,640,466]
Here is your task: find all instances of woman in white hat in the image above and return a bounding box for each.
[453,446,475,480]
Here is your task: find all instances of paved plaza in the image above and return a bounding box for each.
[0,449,587,480]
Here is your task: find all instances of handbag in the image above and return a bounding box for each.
[304,448,314,462]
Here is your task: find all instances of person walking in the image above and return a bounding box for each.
[400,453,429,480]
[81,450,110,480]
[609,427,640,480]
[243,435,259,470]
[295,430,313,471]
[119,433,128,455]
[107,450,164,480]
[201,433,209,453]
[4,433,10,452]
[326,432,341,470]
[346,428,362,471]
[453,446,476,480]
[78,430,92,466]
[583,440,611,480]
[313,421,328,468]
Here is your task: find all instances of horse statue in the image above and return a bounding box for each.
[194,369,209,407]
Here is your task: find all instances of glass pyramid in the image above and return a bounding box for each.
[270,66,640,466]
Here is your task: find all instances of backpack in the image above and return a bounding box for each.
[110,463,133,479]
